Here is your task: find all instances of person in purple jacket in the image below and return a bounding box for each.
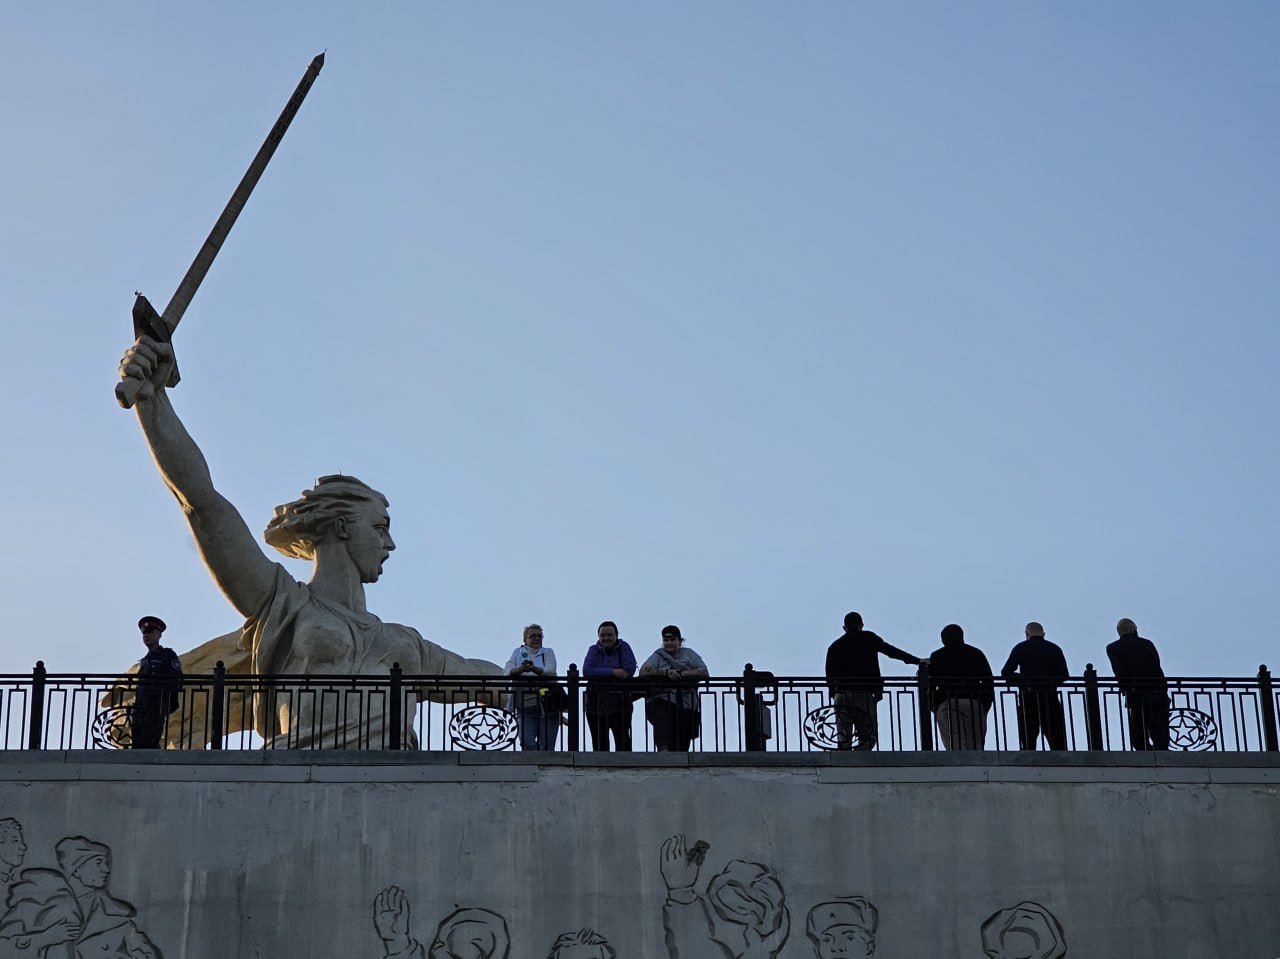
[582,621,638,751]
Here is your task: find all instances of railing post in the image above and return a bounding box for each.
[209,660,226,750]
[27,661,46,750]
[743,663,764,752]
[1258,664,1278,753]
[916,663,933,751]
[567,664,580,751]
[1084,664,1104,751]
[388,663,402,750]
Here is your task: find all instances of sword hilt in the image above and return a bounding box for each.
[115,294,181,409]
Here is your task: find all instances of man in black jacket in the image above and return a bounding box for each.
[928,624,994,750]
[825,612,924,751]
[132,615,182,749]
[1106,618,1169,750]
[1001,622,1070,750]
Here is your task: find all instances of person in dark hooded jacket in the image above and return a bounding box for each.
[927,624,994,750]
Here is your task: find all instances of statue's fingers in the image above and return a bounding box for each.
[119,358,150,381]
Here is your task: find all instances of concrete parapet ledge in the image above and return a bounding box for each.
[0,749,1275,785]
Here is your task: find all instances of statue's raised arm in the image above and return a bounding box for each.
[119,335,276,618]
[117,334,501,750]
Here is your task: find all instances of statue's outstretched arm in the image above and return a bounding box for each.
[120,335,275,618]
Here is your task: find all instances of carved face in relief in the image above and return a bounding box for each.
[0,821,25,873]
[429,922,496,958]
[814,925,874,958]
[73,854,110,889]
[341,503,396,584]
[428,908,510,959]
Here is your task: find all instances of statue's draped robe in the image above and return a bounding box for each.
[244,564,496,749]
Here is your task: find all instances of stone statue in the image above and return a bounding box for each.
[116,335,501,748]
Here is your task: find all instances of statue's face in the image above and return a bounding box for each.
[815,925,874,959]
[0,826,25,869]
[344,503,396,583]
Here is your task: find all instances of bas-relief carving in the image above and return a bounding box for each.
[367,839,1074,958]
[980,901,1067,959]
[0,820,161,958]
[115,338,503,749]
[659,834,789,958]
[4,812,1075,958]
[373,887,616,959]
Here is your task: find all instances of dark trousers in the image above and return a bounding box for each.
[131,708,165,749]
[1016,690,1067,750]
[646,699,698,751]
[586,707,633,751]
[1127,694,1170,751]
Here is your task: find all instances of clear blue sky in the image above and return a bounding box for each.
[2,4,1277,681]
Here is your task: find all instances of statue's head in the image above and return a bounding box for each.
[264,475,394,579]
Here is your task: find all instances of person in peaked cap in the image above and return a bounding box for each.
[132,615,182,749]
[805,897,877,958]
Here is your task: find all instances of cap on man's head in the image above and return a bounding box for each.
[661,625,682,641]
[1116,618,1137,636]
[138,616,166,633]
[806,897,878,940]
[843,612,863,631]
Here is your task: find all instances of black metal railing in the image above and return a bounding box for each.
[2,660,1277,755]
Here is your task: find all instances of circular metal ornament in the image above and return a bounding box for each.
[449,705,518,751]
[91,705,135,750]
[1167,707,1217,751]
[802,704,864,751]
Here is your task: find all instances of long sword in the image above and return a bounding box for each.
[116,52,325,409]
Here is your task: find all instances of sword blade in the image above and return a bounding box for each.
[159,51,325,334]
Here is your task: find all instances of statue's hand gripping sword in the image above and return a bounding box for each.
[116,52,325,409]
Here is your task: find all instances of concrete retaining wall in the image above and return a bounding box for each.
[0,752,1276,957]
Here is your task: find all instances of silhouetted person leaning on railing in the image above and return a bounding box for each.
[1106,618,1169,751]
[1001,622,1069,750]
[825,612,924,751]
[928,624,994,750]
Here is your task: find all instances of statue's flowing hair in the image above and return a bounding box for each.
[263,474,389,560]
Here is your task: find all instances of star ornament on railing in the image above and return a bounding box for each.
[1167,708,1218,751]
[803,704,862,751]
[91,705,135,750]
[448,706,518,751]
